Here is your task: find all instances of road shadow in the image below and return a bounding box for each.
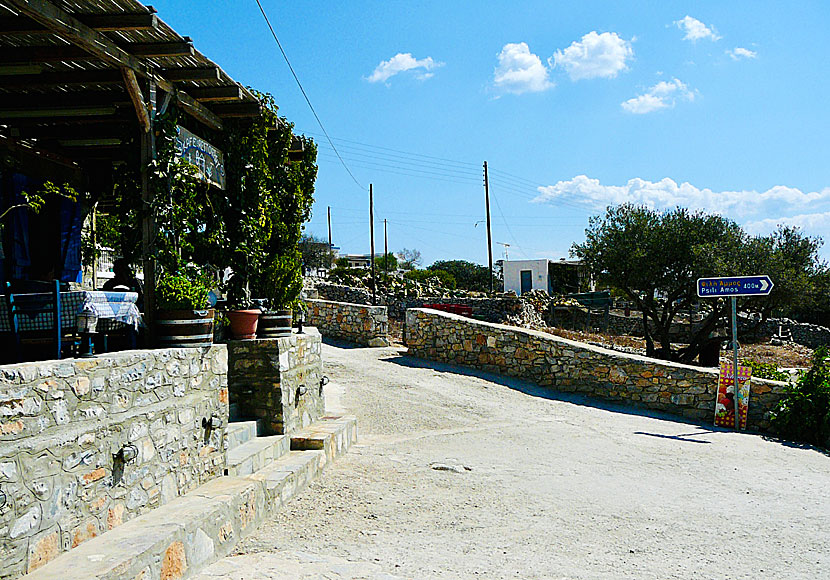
[633,431,713,444]
[759,434,830,458]
[382,351,715,430]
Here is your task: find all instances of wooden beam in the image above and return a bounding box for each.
[4,0,149,75]
[0,41,194,63]
[0,13,158,34]
[187,85,244,102]
[209,101,263,118]
[13,123,133,140]
[121,68,151,132]
[0,69,124,88]
[0,106,118,119]
[174,90,224,131]
[159,67,221,82]
[128,42,194,58]
[0,91,128,109]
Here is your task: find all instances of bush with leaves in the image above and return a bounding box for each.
[156,274,211,310]
[770,347,830,448]
[404,268,456,289]
[742,359,789,382]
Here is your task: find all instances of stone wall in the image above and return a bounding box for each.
[306,299,390,347]
[405,308,786,432]
[227,331,325,435]
[312,283,523,323]
[0,347,228,578]
[753,317,830,350]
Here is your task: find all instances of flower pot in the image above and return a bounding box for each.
[227,309,260,340]
[156,309,215,348]
[258,309,293,338]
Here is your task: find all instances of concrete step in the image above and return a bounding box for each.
[225,420,259,452]
[226,435,290,476]
[23,415,358,580]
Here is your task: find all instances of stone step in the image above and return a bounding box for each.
[22,415,358,580]
[226,435,290,476]
[290,414,359,463]
[225,420,259,452]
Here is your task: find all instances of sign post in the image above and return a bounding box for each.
[697,275,774,431]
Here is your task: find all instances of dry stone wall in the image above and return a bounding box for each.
[227,332,325,435]
[405,308,786,432]
[0,347,228,579]
[306,299,390,347]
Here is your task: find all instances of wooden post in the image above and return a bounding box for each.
[140,80,157,345]
[484,161,494,294]
[369,184,376,306]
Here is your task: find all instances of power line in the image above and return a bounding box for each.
[253,0,363,190]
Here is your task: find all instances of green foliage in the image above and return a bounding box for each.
[156,274,211,310]
[222,91,317,307]
[376,252,398,272]
[741,359,789,382]
[335,256,350,269]
[404,268,457,289]
[571,204,826,363]
[428,260,499,292]
[770,347,830,448]
[255,250,304,310]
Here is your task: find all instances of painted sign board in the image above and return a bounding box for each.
[175,126,226,190]
[715,362,751,430]
[697,275,773,298]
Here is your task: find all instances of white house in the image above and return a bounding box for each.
[503,259,590,296]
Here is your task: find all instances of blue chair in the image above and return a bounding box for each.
[8,280,66,362]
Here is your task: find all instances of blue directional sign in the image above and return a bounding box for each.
[697,275,774,298]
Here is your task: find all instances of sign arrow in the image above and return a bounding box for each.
[697,275,774,298]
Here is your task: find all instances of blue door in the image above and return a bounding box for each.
[520,270,532,294]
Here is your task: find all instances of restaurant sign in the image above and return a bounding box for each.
[175,125,225,190]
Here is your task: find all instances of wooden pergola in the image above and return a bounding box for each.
[0,0,290,332]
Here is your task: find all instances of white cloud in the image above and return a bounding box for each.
[552,31,634,81]
[533,176,830,230]
[674,16,721,42]
[492,42,554,95]
[621,78,695,114]
[745,211,830,236]
[366,53,444,84]
[727,47,757,60]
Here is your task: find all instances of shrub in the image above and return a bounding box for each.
[156,275,211,310]
[404,269,456,289]
[770,346,830,448]
[742,359,789,382]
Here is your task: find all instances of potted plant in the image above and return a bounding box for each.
[225,282,261,340]
[155,274,214,347]
[256,253,303,338]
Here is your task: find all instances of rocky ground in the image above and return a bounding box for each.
[200,341,830,579]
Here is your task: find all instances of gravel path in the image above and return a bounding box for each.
[205,341,830,579]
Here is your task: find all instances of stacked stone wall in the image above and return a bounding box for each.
[227,332,325,435]
[405,308,786,432]
[0,347,228,578]
[306,299,389,347]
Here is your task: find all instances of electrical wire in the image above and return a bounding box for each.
[253,0,364,190]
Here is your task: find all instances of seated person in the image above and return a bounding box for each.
[103,259,144,310]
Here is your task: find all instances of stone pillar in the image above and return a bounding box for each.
[227,331,324,435]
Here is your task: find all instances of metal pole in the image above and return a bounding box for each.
[91,203,98,290]
[327,205,333,269]
[369,184,376,306]
[384,218,388,275]
[731,296,740,432]
[484,161,493,294]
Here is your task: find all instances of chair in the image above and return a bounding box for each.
[7,280,73,362]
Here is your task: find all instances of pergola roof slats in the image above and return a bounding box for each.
[0,12,157,33]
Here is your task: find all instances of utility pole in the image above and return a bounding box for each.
[369,184,376,305]
[483,161,494,294]
[327,205,333,269]
[384,218,388,275]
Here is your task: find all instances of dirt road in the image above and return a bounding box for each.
[201,341,830,579]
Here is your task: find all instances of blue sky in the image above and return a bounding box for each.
[156,1,830,265]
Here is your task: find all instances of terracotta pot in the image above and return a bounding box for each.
[227,309,260,340]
